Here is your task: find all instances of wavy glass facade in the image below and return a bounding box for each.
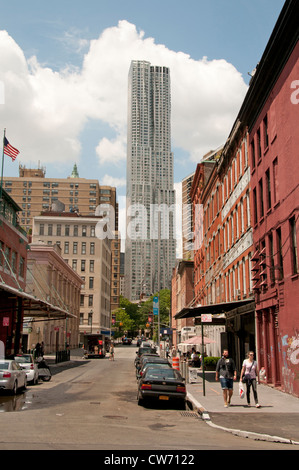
[125,61,176,300]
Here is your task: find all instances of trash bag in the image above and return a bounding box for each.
[239,381,245,399]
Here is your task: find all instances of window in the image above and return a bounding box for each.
[276,227,284,280]
[257,128,262,161]
[64,242,69,254]
[80,295,84,306]
[81,260,86,272]
[39,224,44,235]
[88,295,93,307]
[72,259,77,270]
[90,242,95,255]
[74,225,78,237]
[82,242,86,255]
[266,169,271,210]
[263,114,269,149]
[11,251,17,273]
[250,140,256,169]
[89,277,94,289]
[259,178,264,219]
[73,242,78,254]
[48,224,53,236]
[253,188,258,225]
[269,233,275,284]
[65,225,70,236]
[82,226,87,237]
[89,260,94,272]
[19,257,25,278]
[290,216,298,275]
[56,224,61,236]
[273,157,279,204]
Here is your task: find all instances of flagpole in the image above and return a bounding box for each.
[0,128,6,200]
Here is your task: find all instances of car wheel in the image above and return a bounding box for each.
[137,391,143,406]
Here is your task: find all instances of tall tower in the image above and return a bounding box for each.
[125,60,176,301]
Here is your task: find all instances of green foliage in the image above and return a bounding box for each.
[203,356,220,367]
[115,290,171,339]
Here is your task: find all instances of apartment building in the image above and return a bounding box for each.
[32,212,111,345]
[181,172,195,261]
[25,242,82,353]
[247,2,299,395]
[3,164,121,312]
[125,60,176,300]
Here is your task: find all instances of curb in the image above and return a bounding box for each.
[186,392,299,446]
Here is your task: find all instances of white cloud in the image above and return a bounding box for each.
[0,21,248,168]
[100,173,126,188]
[96,134,126,165]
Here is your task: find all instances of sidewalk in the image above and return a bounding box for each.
[186,370,299,445]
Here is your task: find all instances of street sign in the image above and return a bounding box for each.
[153,296,159,316]
[201,314,212,322]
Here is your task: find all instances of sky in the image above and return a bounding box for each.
[0,0,286,249]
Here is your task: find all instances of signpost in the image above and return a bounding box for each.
[201,314,212,396]
[153,296,160,352]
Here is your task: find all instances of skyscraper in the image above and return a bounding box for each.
[125,60,176,301]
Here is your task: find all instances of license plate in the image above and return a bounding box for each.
[159,395,169,400]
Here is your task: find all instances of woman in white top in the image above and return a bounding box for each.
[240,351,261,408]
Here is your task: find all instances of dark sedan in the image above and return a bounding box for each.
[136,356,170,379]
[138,362,172,379]
[135,353,165,374]
[134,347,157,368]
[137,367,186,406]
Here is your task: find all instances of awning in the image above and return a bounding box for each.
[0,282,76,319]
[174,299,254,320]
[179,335,216,345]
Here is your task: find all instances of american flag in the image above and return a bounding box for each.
[4,136,20,161]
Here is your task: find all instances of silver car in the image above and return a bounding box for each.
[14,354,39,384]
[0,359,27,394]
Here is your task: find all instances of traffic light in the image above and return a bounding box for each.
[111,314,116,325]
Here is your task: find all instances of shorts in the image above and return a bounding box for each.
[220,378,234,390]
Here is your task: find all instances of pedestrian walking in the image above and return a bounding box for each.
[240,351,261,408]
[215,349,237,407]
[109,343,115,361]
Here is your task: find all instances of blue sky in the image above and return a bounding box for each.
[0,0,285,242]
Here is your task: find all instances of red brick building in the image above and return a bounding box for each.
[171,260,194,349]
[247,2,299,396]
[189,133,255,371]
[0,189,28,356]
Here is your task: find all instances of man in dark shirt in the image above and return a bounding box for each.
[216,349,237,407]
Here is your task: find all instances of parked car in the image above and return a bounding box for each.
[137,367,186,407]
[136,356,170,378]
[134,347,157,367]
[122,337,132,345]
[14,354,39,385]
[0,359,27,394]
[138,362,172,379]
